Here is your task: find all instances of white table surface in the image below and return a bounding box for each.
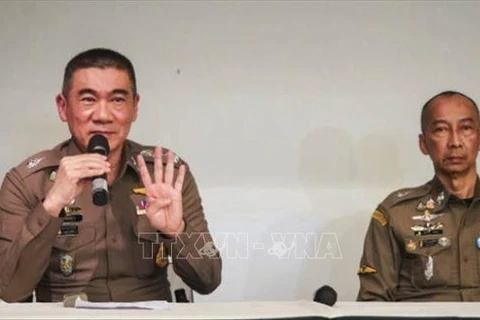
[1,300,480,319]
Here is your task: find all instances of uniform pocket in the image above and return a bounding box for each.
[405,238,452,289]
[132,215,165,278]
[48,227,96,281]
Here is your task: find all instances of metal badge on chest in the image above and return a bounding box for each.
[408,193,449,281]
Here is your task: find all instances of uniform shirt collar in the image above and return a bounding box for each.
[429,175,480,210]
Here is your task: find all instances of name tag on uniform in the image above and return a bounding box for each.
[420,238,438,248]
[57,224,79,237]
[63,214,83,223]
[415,229,443,237]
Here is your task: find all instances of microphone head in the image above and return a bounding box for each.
[313,285,337,307]
[92,188,108,206]
[87,134,110,156]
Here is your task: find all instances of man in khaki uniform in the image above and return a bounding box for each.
[0,48,221,302]
[357,91,480,301]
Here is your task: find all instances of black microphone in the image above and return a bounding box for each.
[313,285,337,306]
[174,288,190,303]
[87,134,110,206]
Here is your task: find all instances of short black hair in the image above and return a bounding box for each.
[420,90,479,133]
[62,48,137,96]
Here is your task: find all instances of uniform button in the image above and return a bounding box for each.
[111,236,117,243]
[464,256,469,263]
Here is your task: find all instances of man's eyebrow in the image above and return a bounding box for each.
[77,88,130,96]
[459,117,475,123]
[111,89,130,96]
[431,118,475,126]
[431,119,448,126]
[78,88,97,96]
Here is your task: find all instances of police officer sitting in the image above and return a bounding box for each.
[0,48,222,303]
[358,90,480,301]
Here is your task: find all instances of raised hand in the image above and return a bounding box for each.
[136,147,186,237]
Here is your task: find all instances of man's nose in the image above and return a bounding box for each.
[92,100,112,122]
[448,130,463,148]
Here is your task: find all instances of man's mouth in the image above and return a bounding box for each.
[444,156,465,164]
[90,131,114,136]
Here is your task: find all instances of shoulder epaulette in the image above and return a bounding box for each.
[127,140,185,168]
[380,183,432,210]
[15,149,61,179]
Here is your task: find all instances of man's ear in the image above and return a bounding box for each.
[419,133,429,155]
[56,93,68,122]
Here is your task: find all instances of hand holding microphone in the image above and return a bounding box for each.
[43,135,111,216]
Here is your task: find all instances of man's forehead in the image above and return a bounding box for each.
[72,66,128,75]
[427,95,478,120]
[70,67,132,92]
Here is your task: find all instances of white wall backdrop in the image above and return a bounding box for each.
[1,0,480,302]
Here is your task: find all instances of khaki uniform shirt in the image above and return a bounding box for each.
[0,139,221,302]
[357,177,480,301]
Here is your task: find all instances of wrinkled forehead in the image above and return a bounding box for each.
[425,94,479,124]
[69,67,134,93]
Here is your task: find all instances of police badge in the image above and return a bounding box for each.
[59,253,75,277]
